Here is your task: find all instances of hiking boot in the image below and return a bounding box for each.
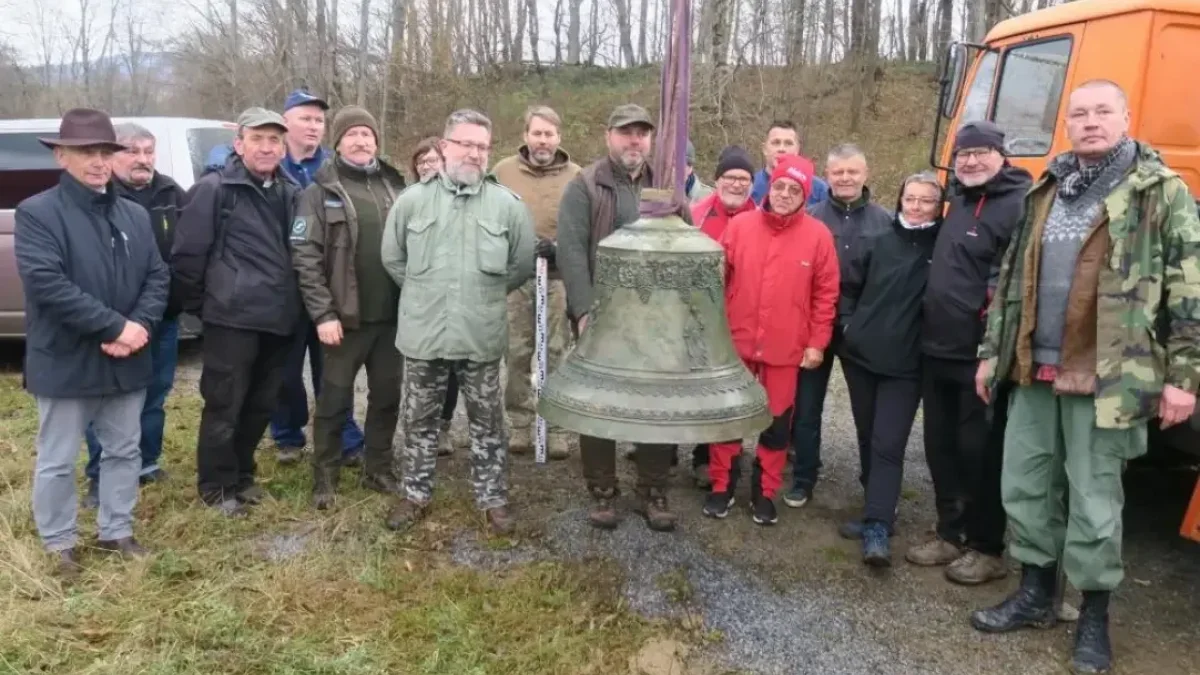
[905,536,963,567]
[276,445,305,465]
[587,487,620,530]
[783,484,811,509]
[95,537,149,558]
[636,489,677,532]
[82,479,99,509]
[361,471,402,495]
[702,490,734,519]
[862,521,892,567]
[509,425,532,455]
[236,484,267,505]
[139,467,168,484]
[945,550,1009,586]
[485,506,515,535]
[970,564,1058,633]
[312,469,337,510]
[437,419,454,456]
[693,463,712,490]
[752,496,778,526]
[1071,591,1112,674]
[385,499,426,531]
[55,548,83,581]
[546,433,571,460]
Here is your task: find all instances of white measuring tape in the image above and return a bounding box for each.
[534,256,548,464]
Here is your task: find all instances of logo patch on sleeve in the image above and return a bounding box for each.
[290,216,309,241]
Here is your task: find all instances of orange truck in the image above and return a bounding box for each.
[930,0,1200,541]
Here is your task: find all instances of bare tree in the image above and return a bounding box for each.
[356,0,371,104]
[567,0,583,63]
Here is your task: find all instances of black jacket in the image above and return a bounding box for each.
[115,173,186,318]
[171,155,303,336]
[922,163,1032,362]
[14,173,170,398]
[808,188,893,339]
[840,206,941,380]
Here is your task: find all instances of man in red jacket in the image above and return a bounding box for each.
[704,155,840,525]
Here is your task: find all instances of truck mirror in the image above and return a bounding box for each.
[939,43,967,119]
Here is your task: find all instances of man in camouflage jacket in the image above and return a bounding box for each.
[970,80,1200,674]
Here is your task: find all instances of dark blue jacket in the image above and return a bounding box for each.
[751,167,829,207]
[15,173,170,398]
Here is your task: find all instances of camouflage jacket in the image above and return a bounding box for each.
[979,142,1200,429]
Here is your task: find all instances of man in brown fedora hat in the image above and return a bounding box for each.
[14,107,170,579]
[173,107,305,517]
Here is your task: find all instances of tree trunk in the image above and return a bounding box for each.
[554,0,564,63]
[821,0,834,62]
[499,0,513,62]
[965,0,986,42]
[356,0,370,105]
[613,0,636,66]
[935,0,952,54]
[567,0,582,64]
[587,0,600,65]
[787,0,806,65]
[527,0,540,64]
[637,0,649,64]
[515,0,527,62]
[709,0,731,65]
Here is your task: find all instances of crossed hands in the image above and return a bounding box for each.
[102,321,150,359]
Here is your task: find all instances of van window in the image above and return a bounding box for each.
[187,127,237,180]
[992,37,1072,157]
[0,132,58,171]
[960,51,998,126]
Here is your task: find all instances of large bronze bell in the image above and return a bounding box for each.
[538,190,773,444]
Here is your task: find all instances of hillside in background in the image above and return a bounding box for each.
[379,62,942,205]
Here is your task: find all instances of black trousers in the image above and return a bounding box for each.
[196,324,293,502]
[842,360,921,526]
[921,356,1008,556]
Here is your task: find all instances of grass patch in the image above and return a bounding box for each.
[655,567,695,606]
[818,546,852,565]
[0,373,669,673]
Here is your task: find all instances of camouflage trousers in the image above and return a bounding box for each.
[402,358,507,510]
[505,279,570,430]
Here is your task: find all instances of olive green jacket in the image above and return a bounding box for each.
[980,142,1200,430]
[381,171,536,362]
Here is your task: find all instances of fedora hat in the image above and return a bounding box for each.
[38,108,128,151]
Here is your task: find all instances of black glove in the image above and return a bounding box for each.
[536,237,557,265]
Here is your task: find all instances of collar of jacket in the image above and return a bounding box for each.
[314,154,405,192]
[708,194,755,219]
[218,154,284,188]
[283,146,328,179]
[114,172,180,201]
[593,156,653,189]
[1029,140,1174,200]
[59,171,117,210]
[515,145,574,175]
[891,212,941,242]
[761,204,806,231]
[828,186,873,213]
[435,170,490,196]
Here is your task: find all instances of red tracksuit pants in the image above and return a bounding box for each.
[709,361,799,500]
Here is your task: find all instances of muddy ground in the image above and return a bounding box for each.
[33,340,1200,673]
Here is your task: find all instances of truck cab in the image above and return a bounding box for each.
[931,0,1200,482]
[0,116,236,339]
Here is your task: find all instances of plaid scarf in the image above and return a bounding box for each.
[1049,135,1135,201]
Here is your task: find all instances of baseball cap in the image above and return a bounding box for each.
[283,88,330,112]
[236,107,288,132]
[607,104,655,130]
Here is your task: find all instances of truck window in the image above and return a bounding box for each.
[960,51,998,125]
[0,132,61,209]
[187,127,237,181]
[991,38,1071,157]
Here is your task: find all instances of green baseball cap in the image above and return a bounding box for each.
[236,107,288,132]
[607,104,655,130]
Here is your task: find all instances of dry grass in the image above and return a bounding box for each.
[0,374,670,674]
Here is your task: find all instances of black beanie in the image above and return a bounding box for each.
[954,120,1006,154]
[714,145,755,180]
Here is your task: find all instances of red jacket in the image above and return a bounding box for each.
[719,207,840,366]
[692,193,755,242]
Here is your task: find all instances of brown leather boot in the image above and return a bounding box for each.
[485,506,515,535]
[635,488,677,532]
[385,498,426,531]
[587,487,620,530]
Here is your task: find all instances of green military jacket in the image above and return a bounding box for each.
[381,171,536,362]
[980,142,1200,429]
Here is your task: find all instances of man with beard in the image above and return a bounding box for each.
[556,103,689,532]
[381,109,535,535]
[291,106,407,510]
[491,105,581,460]
[173,108,303,516]
[909,121,1031,585]
[784,143,891,511]
[688,145,757,488]
[80,123,186,507]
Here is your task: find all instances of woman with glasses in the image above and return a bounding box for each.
[836,172,944,567]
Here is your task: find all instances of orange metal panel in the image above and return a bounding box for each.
[1181,475,1200,542]
[987,0,1200,42]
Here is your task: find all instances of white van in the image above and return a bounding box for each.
[0,116,237,339]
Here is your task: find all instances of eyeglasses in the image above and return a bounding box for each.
[719,175,752,186]
[416,157,441,168]
[901,196,941,206]
[954,148,995,162]
[769,183,805,198]
[444,138,491,154]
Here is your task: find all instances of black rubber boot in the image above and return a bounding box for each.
[1071,591,1112,674]
[970,564,1058,633]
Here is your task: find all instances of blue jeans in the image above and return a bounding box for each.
[85,317,179,481]
[269,319,364,455]
[789,341,839,491]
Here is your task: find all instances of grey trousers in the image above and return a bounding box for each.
[33,391,146,552]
